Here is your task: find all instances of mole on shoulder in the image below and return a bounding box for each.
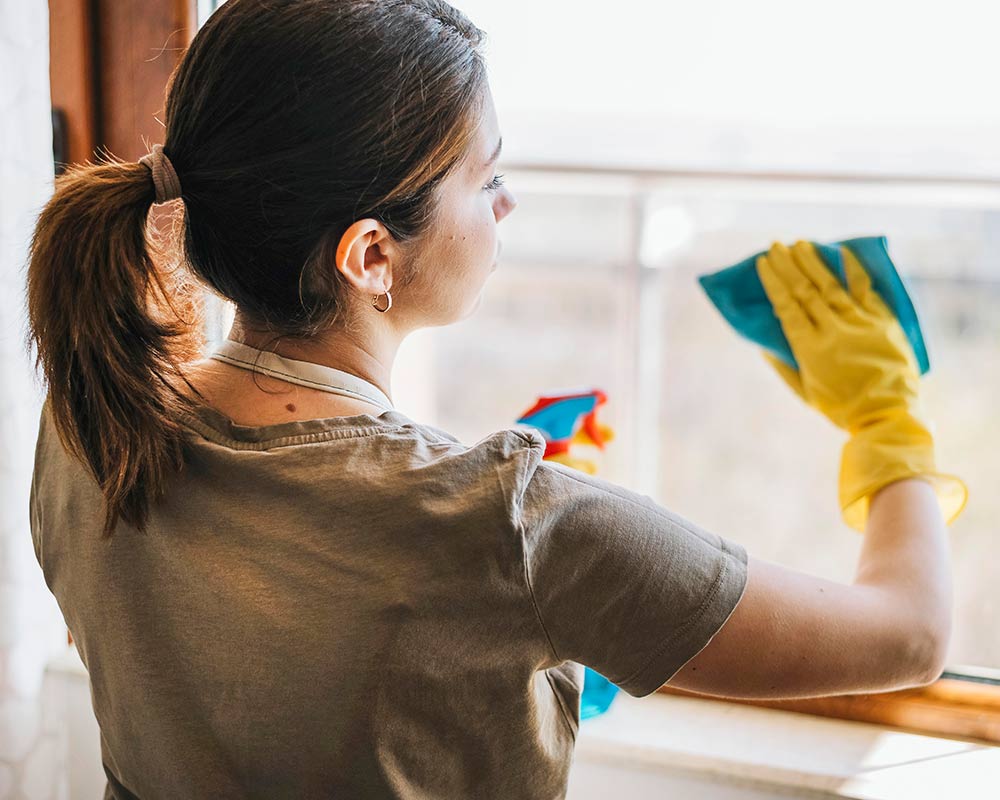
[285,403,296,412]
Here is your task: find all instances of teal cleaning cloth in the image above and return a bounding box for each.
[697,236,930,375]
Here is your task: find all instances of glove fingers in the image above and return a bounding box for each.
[841,247,922,377]
[842,248,892,319]
[756,252,813,335]
[791,240,859,316]
[765,241,833,326]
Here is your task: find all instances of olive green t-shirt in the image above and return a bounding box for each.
[30,396,748,799]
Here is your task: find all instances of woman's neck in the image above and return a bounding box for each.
[226,315,398,406]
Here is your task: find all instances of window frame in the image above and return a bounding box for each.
[657,673,1000,746]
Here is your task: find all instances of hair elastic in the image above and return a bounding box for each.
[138,143,182,204]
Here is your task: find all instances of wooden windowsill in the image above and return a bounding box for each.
[657,674,1000,746]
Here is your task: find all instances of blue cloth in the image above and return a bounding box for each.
[697,236,930,375]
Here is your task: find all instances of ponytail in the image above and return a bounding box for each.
[25,153,207,538]
[24,0,493,538]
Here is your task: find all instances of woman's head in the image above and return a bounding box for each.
[25,0,514,537]
[170,0,514,334]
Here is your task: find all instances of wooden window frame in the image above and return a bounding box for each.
[657,669,1000,746]
[46,0,1000,749]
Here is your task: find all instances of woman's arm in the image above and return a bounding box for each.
[663,477,951,700]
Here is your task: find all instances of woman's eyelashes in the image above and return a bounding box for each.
[485,173,505,193]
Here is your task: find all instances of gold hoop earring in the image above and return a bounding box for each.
[372,290,392,313]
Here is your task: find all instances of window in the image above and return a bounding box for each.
[203,165,1000,676]
[197,0,225,27]
[195,0,1000,742]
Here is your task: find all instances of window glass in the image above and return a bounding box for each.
[195,1,1000,675]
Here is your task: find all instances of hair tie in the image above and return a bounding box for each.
[138,143,182,204]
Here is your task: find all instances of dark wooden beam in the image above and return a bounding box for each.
[49,0,99,169]
[48,0,198,170]
[94,0,198,160]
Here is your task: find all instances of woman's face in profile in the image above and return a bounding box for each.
[406,81,517,326]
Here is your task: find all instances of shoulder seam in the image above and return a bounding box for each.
[511,431,563,665]
[510,428,542,448]
[173,413,402,451]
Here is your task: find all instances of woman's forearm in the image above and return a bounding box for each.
[851,477,954,675]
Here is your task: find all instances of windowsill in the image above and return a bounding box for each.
[574,690,1000,799]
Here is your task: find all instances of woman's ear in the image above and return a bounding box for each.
[335,219,396,295]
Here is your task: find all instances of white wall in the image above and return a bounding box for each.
[0,0,76,796]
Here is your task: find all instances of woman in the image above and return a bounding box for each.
[25,1,961,797]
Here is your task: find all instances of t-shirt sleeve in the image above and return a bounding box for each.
[510,428,749,698]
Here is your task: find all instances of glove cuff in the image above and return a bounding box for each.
[838,410,969,532]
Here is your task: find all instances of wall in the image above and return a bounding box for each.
[0,0,76,796]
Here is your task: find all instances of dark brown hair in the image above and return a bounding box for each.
[25,0,488,538]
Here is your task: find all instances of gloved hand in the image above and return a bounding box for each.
[754,240,968,532]
[544,422,616,474]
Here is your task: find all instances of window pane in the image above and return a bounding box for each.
[410,176,643,489]
[647,177,1000,671]
[190,0,999,673]
[201,171,999,671]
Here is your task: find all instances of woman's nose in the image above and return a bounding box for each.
[495,186,517,221]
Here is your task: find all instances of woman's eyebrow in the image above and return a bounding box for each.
[484,137,503,167]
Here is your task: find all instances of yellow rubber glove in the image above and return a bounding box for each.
[755,240,968,533]
[545,423,616,474]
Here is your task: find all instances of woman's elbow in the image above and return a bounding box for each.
[904,623,950,688]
